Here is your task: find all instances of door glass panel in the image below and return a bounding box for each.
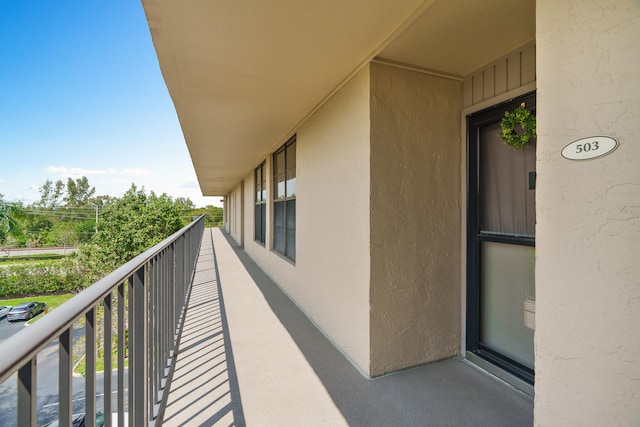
[480,241,535,369]
[479,123,536,237]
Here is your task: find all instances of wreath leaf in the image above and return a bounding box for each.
[500,105,536,150]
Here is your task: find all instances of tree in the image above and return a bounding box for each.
[37,179,65,209]
[189,205,224,227]
[65,176,96,207]
[89,185,186,272]
[23,177,104,245]
[47,221,80,248]
[0,195,23,245]
[174,197,195,210]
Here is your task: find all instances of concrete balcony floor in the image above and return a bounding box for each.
[161,228,533,426]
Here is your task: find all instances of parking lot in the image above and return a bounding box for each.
[0,314,27,343]
[0,313,108,427]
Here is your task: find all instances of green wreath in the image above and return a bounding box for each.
[500,105,536,150]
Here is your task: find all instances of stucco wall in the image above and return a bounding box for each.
[242,66,373,374]
[243,161,268,261]
[226,184,243,246]
[369,62,461,376]
[295,65,372,373]
[535,1,640,425]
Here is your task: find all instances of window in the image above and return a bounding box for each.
[254,162,266,244]
[273,136,296,260]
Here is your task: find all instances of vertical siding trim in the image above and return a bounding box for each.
[472,72,484,104]
[495,61,508,95]
[507,51,522,91]
[521,45,536,85]
[463,79,473,108]
[462,42,535,108]
[483,66,495,100]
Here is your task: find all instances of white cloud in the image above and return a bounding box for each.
[46,166,117,179]
[123,168,151,176]
[178,181,200,189]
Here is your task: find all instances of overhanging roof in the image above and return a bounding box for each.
[142,0,534,196]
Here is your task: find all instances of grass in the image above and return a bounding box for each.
[0,259,61,268]
[0,294,75,322]
[0,254,66,264]
[74,346,128,376]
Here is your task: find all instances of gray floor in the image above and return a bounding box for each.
[162,228,533,426]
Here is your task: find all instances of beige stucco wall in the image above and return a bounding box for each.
[226,184,243,246]
[369,62,461,376]
[535,1,640,425]
[242,66,373,374]
[243,164,266,257]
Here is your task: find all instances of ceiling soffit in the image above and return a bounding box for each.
[142,0,535,196]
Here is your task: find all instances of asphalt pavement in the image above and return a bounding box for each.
[0,316,26,343]
[0,318,127,426]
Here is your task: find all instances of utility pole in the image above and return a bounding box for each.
[93,205,99,234]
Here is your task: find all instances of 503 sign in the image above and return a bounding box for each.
[575,140,599,153]
[562,136,618,161]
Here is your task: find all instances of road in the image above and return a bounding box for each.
[0,318,128,426]
[0,247,78,258]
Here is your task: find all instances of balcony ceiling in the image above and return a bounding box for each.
[143,0,534,196]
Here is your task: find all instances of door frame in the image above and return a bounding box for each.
[465,92,536,386]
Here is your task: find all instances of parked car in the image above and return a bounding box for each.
[0,305,12,319]
[7,302,46,322]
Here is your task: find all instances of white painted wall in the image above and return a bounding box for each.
[536,1,640,425]
[242,66,372,374]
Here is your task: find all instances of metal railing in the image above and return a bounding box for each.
[0,216,205,427]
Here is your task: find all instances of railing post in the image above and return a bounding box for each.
[174,238,183,336]
[128,276,134,427]
[117,283,125,427]
[168,243,175,357]
[159,249,166,377]
[162,248,168,372]
[86,307,96,427]
[149,255,159,419]
[149,256,155,416]
[59,328,72,427]
[17,358,36,427]
[104,294,113,427]
[130,266,148,426]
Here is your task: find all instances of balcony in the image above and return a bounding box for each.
[0,220,532,426]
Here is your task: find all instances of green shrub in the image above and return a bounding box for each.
[0,261,84,298]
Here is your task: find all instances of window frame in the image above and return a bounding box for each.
[254,161,267,245]
[272,136,296,261]
[466,92,536,385]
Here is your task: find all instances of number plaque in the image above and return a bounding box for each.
[561,136,618,161]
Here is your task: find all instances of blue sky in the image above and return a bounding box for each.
[0,2,221,207]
